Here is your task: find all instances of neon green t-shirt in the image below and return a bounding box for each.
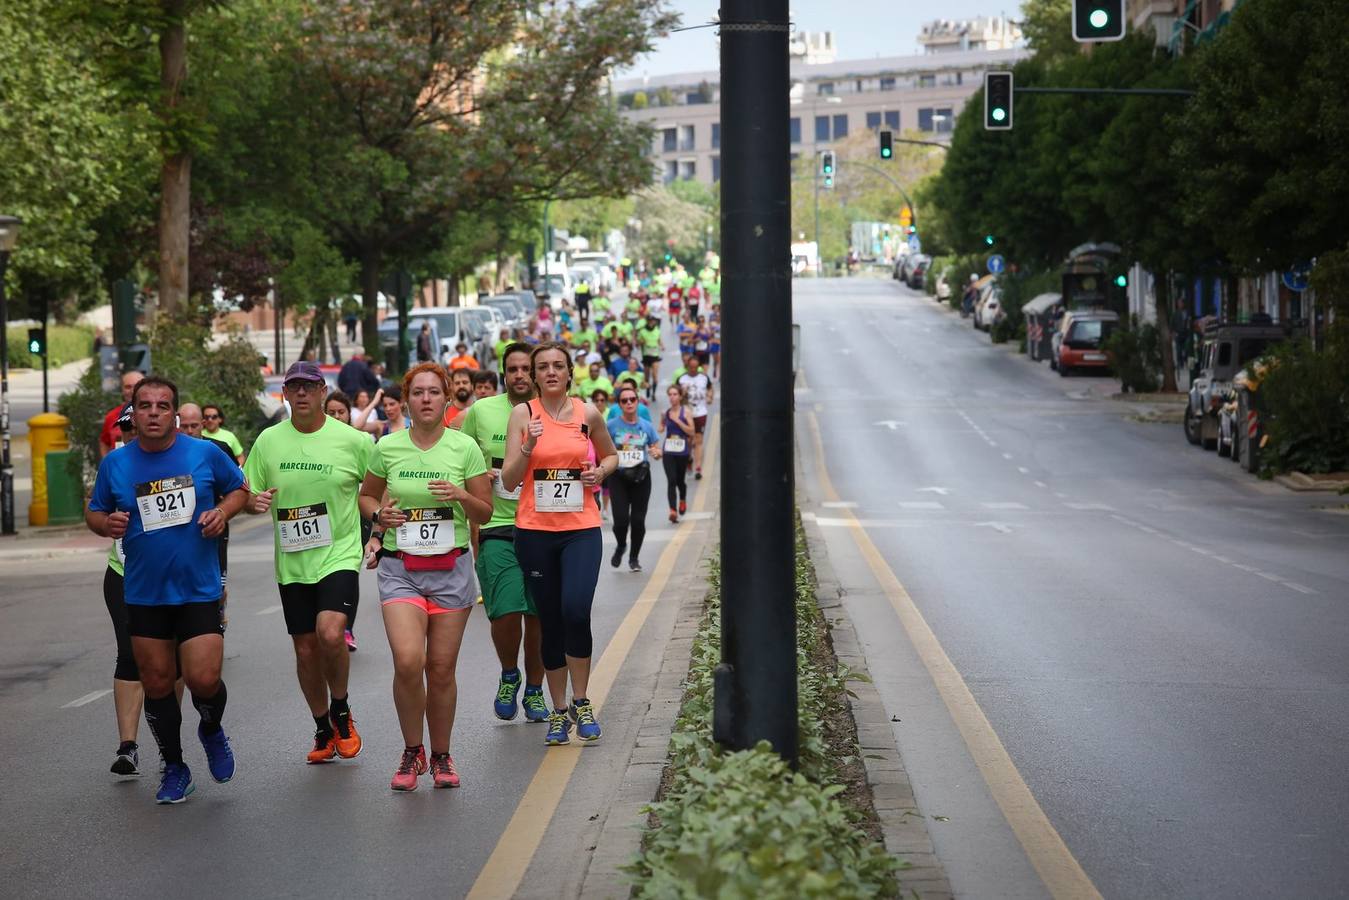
[603,321,633,342]
[494,339,511,369]
[108,540,124,576]
[243,416,373,585]
[637,325,662,355]
[592,295,611,313]
[615,368,645,392]
[205,426,244,459]
[572,328,598,351]
[369,427,487,552]
[576,375,614,399]
[457,394,522,531]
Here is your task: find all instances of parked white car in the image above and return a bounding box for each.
[973,285,1004,331]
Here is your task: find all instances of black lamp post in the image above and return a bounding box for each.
[0,214,23,536]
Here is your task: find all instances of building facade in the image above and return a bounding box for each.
[613,34,1028,188]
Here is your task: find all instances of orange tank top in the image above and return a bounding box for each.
[516,398,601,532]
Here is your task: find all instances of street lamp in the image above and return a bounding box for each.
[0,214,23,536]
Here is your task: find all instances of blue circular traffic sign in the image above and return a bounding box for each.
[986,254,1005,275]
[1282,263,1311,293]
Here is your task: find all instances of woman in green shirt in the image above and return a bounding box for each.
[201,404,244,463]
[359,363,493,791]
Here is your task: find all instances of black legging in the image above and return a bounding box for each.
[608,470,652,557]
[663,454,689,510]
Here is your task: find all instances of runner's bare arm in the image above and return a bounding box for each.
[500,402,535,492]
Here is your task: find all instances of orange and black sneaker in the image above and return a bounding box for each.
[330,711,362,759]
[307,730,337,764]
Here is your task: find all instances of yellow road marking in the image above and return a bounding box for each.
[468,415,720,900]
[804,410,1100,900]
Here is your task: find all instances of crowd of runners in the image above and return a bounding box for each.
[85,260,721,803]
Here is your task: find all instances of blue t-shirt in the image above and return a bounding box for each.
[607,416,661,465]
[608,357,634,380]
[90,436,245,606]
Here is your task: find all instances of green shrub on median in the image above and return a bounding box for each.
[629,522,899,899]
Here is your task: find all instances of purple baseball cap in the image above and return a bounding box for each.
[283,360,325,384]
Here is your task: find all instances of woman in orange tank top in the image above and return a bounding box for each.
[501,342,617,746]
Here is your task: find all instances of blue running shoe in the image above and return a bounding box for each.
[198,725,235,783]
[544,711,572,746]
[522,686,549,723]
[156,763,195,804]
[494,671,522,720]
[571,700,602,742]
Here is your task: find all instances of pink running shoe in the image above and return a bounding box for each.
[430,752,460,789]
[390,746,427,792]
[344,629,357,652]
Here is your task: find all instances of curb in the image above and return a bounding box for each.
[576,518,718,899]
[800,509,955,900]
[1274,472,1349,493]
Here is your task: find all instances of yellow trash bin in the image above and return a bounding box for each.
[27,412,70,527]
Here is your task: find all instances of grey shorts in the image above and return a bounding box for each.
[376,552,478,613]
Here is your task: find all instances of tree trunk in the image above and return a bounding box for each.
[157,2,190,313]
[326,302,341,364]
[361,251,382,359]
[1155,272,1177,393]
[447,275,461,307]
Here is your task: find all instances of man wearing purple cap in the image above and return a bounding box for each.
[243,361,375,764]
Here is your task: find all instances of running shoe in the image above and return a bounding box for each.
[629,557,642,573]
[344,629,357,652]
[669,508,678,523]
[390,746,427,791]
[430,752,461,789]
[611,545,625,569]
[522,687,549,723]
[331,711,362,759]
[571,700,602,743]
[111,742,141,778]
[695,468,703,480]
[307,730,337,764]
[679,500,687,516]
[544,711,572,746]
[156,762,195,804]
[494,672,522,720]
[198,724,235,783]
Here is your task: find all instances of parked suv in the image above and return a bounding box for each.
[1183,320,1284,450]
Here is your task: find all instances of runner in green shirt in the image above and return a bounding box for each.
[637,316,664,401]
[359,363,493,790]
[244,361,374,765]
[572,325,599,353]
[575,362,614,400]
[201,404,244,463]
[454,342,548,723]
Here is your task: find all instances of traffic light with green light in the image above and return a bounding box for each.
[1073,0,1125,41]
[820,150,835,188]
[984,72,1013,131]
[1114,273,1128,288]
[984,234,996,246]
[27,328,45,356]
[879,130,893,160]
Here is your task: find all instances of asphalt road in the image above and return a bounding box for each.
[796,277,1349,898]
[0,332,711,899]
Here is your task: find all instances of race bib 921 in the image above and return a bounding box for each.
[135,475,196,532]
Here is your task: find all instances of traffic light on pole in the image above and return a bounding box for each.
[820,150,835,188]
[27,328,45,356]
[879,130,893,160]
[985,234,995,246]
[984,72,1013,131]
[1073,0,1125,41]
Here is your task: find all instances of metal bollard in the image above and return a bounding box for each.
[26,412,69,527]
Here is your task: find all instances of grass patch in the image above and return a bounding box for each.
[628,516,900,898]
[6,324,94,369]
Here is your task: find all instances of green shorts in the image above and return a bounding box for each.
[475,537,536,620]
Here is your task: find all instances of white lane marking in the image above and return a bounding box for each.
[681,511,715,520]
[1002,453,1014,460]
[1017,467,1031,475]
[256,605,283,616]
[840,347,852,355]
[1034,481,1049,489]
[1284,582,1317,595]
[62,689,112,709]
[916,486,951,495]
[899,501,944,510]
[982,502,1028,510]
[873,420,905,431]
[815,517,914,528]
[821,501,859,509]
[974,521,1013,534]
[1064,502,1115,511]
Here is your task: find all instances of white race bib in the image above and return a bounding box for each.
[492,470,522,501]
[696,340,709,351]
[135,475,196,532]
[617,449,644,469]
[114,539,126,566]
[663,435,686,454]
[533,468,584,513]
[397,508,456,555]
[276,503,333,553]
